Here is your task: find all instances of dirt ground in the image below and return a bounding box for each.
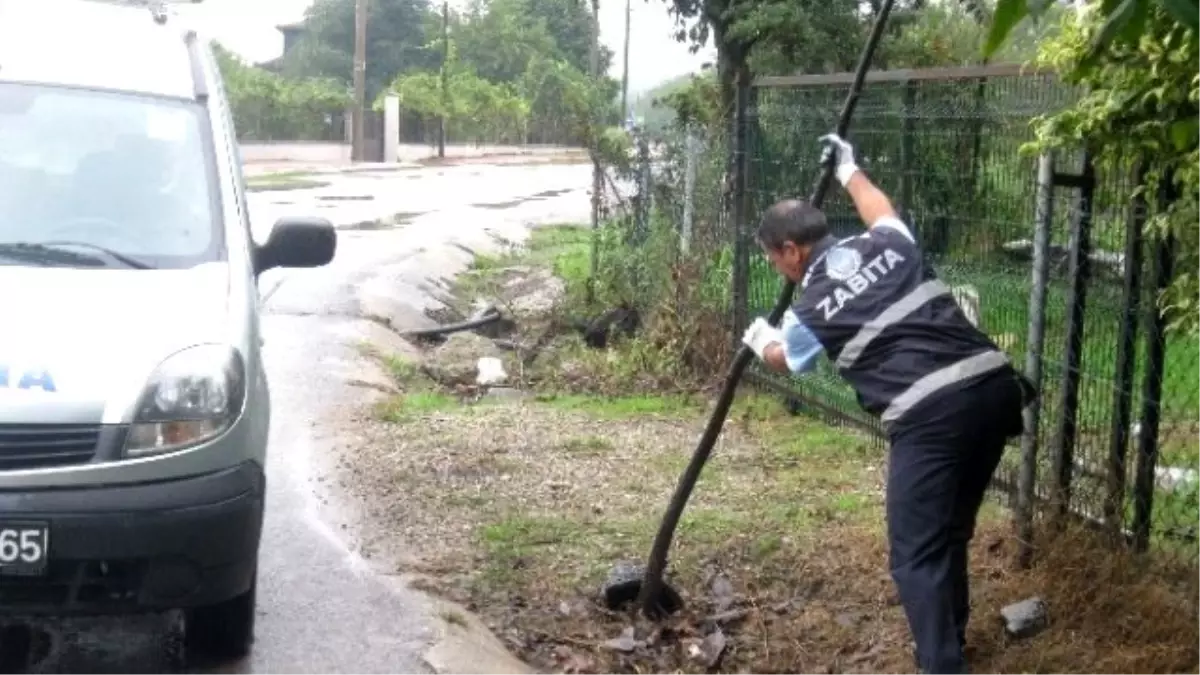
[332,226,1200,674]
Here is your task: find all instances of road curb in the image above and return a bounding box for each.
[422,596,537,674]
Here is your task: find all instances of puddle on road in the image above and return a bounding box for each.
[471,187,578,210]
[1,614,186,674]
[473,199,525,209]
[318,195,375,202]
[340,211,424,230]
[532,187,574,199]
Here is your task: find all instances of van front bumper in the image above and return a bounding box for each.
[0,462,264,616]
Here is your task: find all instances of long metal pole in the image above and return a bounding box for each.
[1103,159,1147,538]
[351,0,367,162]
[1049,151,1096,522]
[1015,152,1055,569]
[1131,176,1177,553]
[438,0,448,158]
[636,0,899,619]
[620,0,631,121]
[586,0,601,304]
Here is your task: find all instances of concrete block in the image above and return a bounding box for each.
[1000,596,1048,639]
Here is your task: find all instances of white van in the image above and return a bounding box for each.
[0,0,337,660]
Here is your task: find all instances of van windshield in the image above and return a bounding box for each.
[0,82,222,269]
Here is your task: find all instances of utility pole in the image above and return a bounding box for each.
[438,0,448,158]
[351,0,368,162]
[586,0,601,303]
[620,0,630,122]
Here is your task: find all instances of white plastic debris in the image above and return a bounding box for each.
[475,357,507,385]
[1155,466,1199,492]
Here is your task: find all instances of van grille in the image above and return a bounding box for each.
[0,424,101,470]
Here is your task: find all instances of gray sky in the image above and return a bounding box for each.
[179,0,715,95]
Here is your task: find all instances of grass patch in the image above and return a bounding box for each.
[439,609,468,627]
[533,392,700,419]
[559,435,615,456]
[448,222,588,314]
[245,171,328,192]
[374,391,457,422]
[383,354,426,386]
[339,381,1197,675]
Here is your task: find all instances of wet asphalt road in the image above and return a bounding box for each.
[0,160,596,674]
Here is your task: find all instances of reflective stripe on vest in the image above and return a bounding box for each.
[834,278,952,370]
[881,349,1011,424]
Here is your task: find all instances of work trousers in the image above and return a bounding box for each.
[885,370,1024,674]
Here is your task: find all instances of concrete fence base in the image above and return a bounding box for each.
[238,141,583,168]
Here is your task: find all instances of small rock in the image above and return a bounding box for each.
[602,626,638,653]
[1000,596,1048,639]
[835,611,861,628]
[423,332,503,385]
[710,573,735,612]
[685,628,727,668]
[705,608,750,626]
[485,387,527,400]
[601,561,645,610]
[556,649,594,674]
[600,561,684,615]
[508,270,566,316]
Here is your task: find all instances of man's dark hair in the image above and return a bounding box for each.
[756,199,829,250]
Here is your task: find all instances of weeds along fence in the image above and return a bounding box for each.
[589,122,736,377]
[735,64,1198,566]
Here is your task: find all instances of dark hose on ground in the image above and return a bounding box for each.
[635,0,900,619]
[402,309,503,339]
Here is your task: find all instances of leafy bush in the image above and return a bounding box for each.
[214,44,350,142]
[1024,4,1198,335]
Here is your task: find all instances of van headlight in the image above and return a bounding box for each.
[124,345,246,457]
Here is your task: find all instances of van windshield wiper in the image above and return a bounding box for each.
[0,242,153,270]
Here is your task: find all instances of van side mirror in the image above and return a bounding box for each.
[254,216,337,275]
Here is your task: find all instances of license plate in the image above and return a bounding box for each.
[0,522,49,577]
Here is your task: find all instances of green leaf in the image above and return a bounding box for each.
[1120,0,1153,43]
[1160,0,1200,31]
[983,0,1029,58]
[1080,0,1141,68]
[1100,0,1142,42]
[1170,118,1199,150]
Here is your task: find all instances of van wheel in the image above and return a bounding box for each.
[185,577,257,662]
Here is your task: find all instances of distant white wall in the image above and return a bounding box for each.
[238,142,351,165]
[238,141,584,166]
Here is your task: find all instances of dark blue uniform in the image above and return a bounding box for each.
[776,217,1031,674]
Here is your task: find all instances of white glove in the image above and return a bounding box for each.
[819,133,860,187]
[741,318,783,360]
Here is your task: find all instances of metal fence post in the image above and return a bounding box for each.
[1131,177,1177,553]
[1103,159,1148,538]
[681,126,698,254]
[898,80,916,229]
[730,76,751,344]
[1049,149,1096,523]
[1016,151,1056,567]
[635,132,651,245]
